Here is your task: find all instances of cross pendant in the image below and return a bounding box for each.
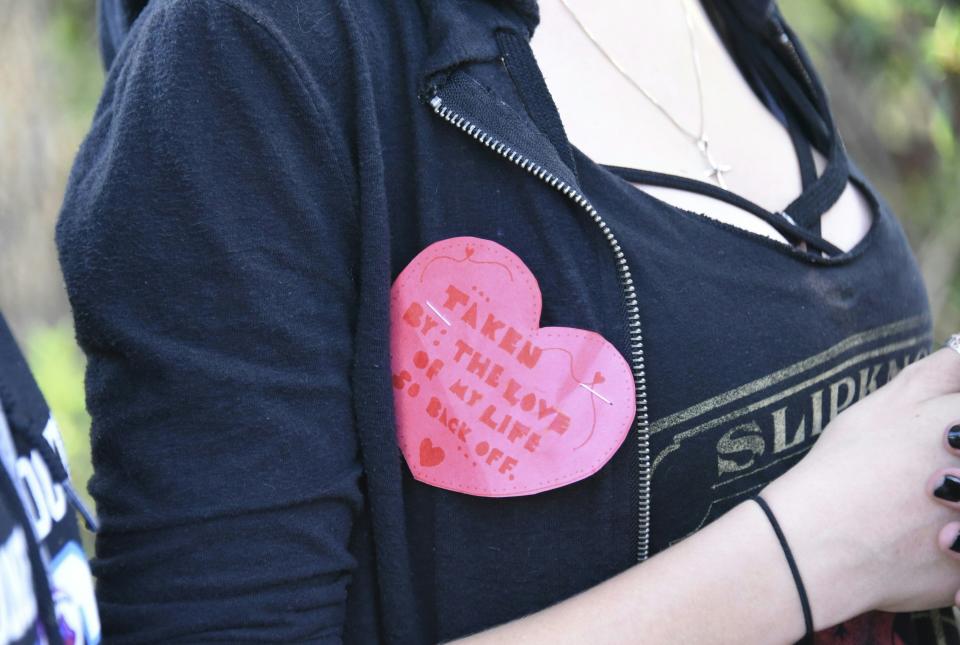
[696,136,733,189]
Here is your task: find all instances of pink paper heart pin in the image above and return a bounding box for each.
[390,236,636,497]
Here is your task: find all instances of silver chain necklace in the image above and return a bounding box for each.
[556,0,733,188]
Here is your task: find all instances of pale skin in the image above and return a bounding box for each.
[530,0,872,251]
[443,2,960,643]
[447,341,960,644]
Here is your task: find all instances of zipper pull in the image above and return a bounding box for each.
[766,13,815,91]
[768,14,790,45]
[63,481,99,533]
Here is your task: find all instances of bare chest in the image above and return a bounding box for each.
[530,0,872,252]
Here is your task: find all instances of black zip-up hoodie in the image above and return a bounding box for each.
[59,0,953,643]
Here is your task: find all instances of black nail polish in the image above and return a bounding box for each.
[948,425,960,450]
[934,475,960,502]
[952,533,960,553]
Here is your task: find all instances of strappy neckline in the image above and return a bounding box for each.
[599,164,845,257]
[593,157,882,266]
[497,1,869,261]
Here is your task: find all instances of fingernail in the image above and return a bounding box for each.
[934,475,960,502]
[952,533,960,553]
[948,425,960,450]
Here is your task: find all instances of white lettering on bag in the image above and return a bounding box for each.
[0,527,38,642]
[15,418,69,542]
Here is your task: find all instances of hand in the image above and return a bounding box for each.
[761,346,960,629]
[931,388,960,606]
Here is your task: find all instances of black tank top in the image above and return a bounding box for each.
[568,11,934,554]
[500,4,948,642]
[583,152,932,552]
[578,128,937,645]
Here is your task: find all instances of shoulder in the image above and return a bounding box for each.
[100,0,411,152]
[112,0,402,83]
[84,0,387,187]
[58,0,379,292]
[111,0,348,84]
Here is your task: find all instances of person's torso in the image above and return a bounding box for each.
[361,3,946,642]
[84,1,953,642]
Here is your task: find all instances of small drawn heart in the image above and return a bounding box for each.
[419,438,445,467]
[391,236,636,497]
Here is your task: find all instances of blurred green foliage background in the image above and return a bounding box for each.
[0,0,957,554]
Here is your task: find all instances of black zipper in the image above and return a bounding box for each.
[769,14,815,94]
[427,94,653,562]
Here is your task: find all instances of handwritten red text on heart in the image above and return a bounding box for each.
[390,236,636,496]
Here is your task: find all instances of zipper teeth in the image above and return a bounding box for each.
[429,95,652,562]
[772,18,814,92]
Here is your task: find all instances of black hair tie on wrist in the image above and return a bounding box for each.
[753,495,814,644]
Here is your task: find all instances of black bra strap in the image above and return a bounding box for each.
[787,110,819,190]
[748,40,821,234]
[603,164,843,256]
[720,25,819,206]
[494,8,849,256]
[787,111,821,234]
[730,12,849,231]
[697,2,850,232]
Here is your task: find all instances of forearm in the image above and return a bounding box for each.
[449,499,857,645]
